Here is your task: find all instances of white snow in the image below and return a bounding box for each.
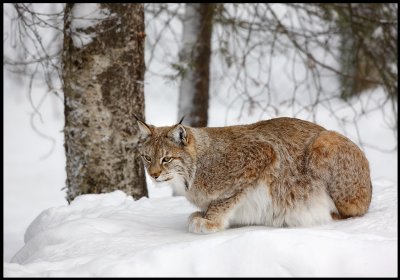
[4,179,397,277]
[3,79,67,262]
[4,3,397,277]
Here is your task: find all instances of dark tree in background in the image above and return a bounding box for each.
[63,4,147,202]
[318,3,397,101]
[146,3,397,136]
[177,3,215,127]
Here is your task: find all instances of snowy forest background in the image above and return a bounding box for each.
[4,3,397,276]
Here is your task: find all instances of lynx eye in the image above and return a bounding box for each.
[142,155,151,162]
[162,157,172,163]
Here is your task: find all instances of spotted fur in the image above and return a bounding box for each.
[136,117,372,234]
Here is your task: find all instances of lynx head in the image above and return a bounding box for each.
[135,117,195,190]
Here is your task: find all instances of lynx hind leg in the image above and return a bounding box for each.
[309,130,372,219]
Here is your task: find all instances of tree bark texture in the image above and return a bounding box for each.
[333,4,382,99]
[63,3,147,202]
[178,4,214,127]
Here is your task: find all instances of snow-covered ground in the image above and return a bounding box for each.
[4,4,397,277]
[4,72,398,276]
[4,80,67,262]
[4,181,397,277]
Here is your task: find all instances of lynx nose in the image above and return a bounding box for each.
[150,172,161,179]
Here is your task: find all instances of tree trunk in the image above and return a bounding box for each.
[334,4,381,100]
[338,14,358,100]
[62,3,147,202]
[178,4,214,127]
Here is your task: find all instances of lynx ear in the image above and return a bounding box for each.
[168,124,188,146]
[135,116,153,139]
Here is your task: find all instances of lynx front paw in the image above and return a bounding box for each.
[188,211,204,221]
[188,216,223,234]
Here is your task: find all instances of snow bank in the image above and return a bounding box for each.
[4,179,396,277]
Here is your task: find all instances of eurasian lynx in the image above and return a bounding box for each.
[136,117,372,234]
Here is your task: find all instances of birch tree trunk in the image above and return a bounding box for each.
[63,3,147,202]
[178,4,214,127]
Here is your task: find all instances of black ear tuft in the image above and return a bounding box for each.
[133,114,141,122]
[178,115,185,125]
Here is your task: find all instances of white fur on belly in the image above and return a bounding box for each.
[229,184,337,227]
[284,189,337,227]
[229,184,274,227]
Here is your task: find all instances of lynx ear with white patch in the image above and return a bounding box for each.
[135,118,153,140]
[168,124,188,146]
